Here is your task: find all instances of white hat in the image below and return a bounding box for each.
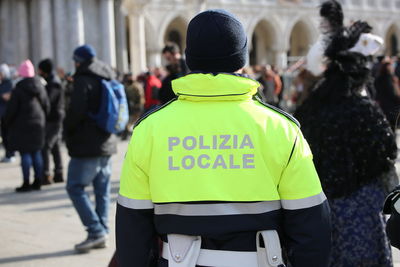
[349,33,384,56]
[0,63,10,79]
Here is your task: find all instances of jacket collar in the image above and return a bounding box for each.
[172,73,260,101]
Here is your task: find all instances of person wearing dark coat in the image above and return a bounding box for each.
[374,61,400,130]
[64,44,117,253]
[295,2,396,266]
[158,63,181,104]
[4,60,50,192]
[0,63,16,162]
[160,43,188,106]
[38,59,65,185]
[162,43,189,77]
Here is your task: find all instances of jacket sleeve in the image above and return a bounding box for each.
[3,89,19,127]
[274,75,282,95]
[39,84,50,116]
[54,83,65,121]
[64,77,88,134]
[278,128,332,267]
[116,125,157,267]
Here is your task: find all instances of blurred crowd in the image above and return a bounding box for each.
[1,26,400,266]
[2,45,400,167]
[2,46,400,163]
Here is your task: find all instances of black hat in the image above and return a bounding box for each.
[185,9,248,73]
[38,58,53,74]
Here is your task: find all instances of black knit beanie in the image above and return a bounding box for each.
[185,9,248,73]
[38,58,53,74]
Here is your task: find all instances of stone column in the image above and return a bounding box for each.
[128,6,147,76]
[7,0,19,65]
[68,0,85,71]
[36,0,54,62]
[99,0,117,68]
[275,51,288,70]
[53,0,68,71]
[114,0,129,73]
[29,0,40,64]
[15,0,29,64]
[68,0,85,47]
[0,0,11,64]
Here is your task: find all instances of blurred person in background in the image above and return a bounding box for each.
[0,63,16,163]
[141,71,161,113]
[152,67,167,81]
[158,43,189,107]
[162,42,188,76]
[4,60,49,192]
[374,58,400,131]
[38,59,65,185]
[241,66,256,80]
[158,63,181,105]
[292,68,319,107]
[257,64,282,107]
[121,73,145,140]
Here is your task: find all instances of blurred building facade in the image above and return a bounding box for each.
[1,0,400,75]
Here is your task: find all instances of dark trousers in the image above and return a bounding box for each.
[42,123,63,176]
[1,117,15,158]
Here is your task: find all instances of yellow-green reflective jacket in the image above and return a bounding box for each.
[116,73,331,266]
[120,73,324,204]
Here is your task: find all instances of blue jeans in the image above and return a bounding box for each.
[66,156,111,238]
[20,151,43,182]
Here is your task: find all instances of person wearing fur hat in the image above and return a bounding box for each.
[38,59,65,185]
[0,63,16,163]
[295,1,396,266]
[116,9,331,267]
[4,60,50,192]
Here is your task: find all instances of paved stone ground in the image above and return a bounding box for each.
[0,139,400,266]
[0,141,126,267]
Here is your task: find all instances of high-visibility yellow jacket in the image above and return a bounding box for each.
[116,73,331,267]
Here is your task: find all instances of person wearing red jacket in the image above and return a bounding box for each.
[143,72,161,112]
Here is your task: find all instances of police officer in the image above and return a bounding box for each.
[116,9,331,267]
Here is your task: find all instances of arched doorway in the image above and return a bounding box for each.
[163,17,187,54]
[385,25,399,56]
[288,21,312,64]
[250,20,276,66]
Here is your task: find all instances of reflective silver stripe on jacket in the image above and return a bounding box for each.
[117,194,154,209]
[281,192,327,210]
[154,201,282,216]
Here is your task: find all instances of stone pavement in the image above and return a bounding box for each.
[0,141,127,267]
[0,140,400,266]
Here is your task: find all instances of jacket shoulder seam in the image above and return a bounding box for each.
[255,98,300,127]
[134,98,178,128]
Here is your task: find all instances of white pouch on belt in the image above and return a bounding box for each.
[166,234,202,267]
[256,230,284,267]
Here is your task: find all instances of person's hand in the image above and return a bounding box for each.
[1,92,11,101]
[383,187,400,214]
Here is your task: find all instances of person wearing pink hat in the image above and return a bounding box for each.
[4,60,50,192]
[18,60,35,78]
